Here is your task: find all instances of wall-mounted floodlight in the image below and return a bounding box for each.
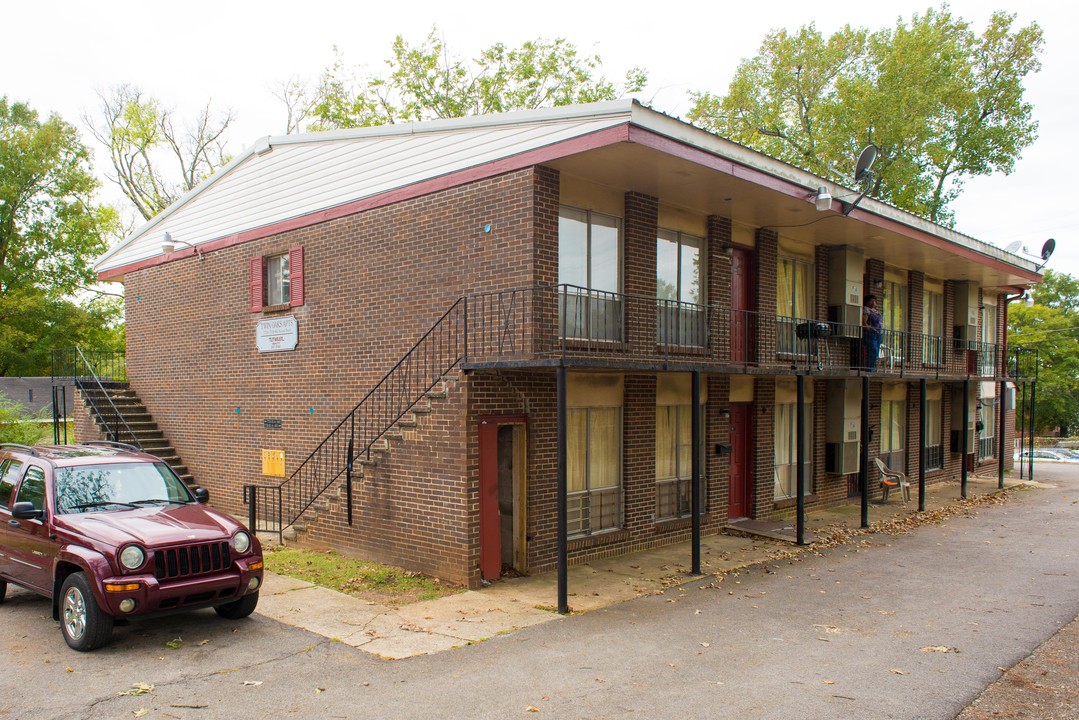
[161,232,202,259]
[814,187,832,212]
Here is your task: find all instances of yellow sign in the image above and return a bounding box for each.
[262,449,285,477]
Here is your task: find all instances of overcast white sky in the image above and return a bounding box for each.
[5,0,1077,279]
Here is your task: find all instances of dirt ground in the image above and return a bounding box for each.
[957,615,1079,719]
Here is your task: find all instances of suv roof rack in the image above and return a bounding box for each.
[82,440,142,453]
[0,443,41,456]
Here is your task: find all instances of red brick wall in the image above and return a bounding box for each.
[123,166,551,586]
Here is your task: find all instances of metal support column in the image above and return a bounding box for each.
[998,380,1006,489]
[691,371,702,573]
[860,374,870,528]
[556,365,569,615]
[961,379,969,499]
[1019,381,1027,479]
[1029,380,1037,482]
[919,379,927,512]
[796,374,806,545]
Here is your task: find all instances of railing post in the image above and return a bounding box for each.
[346,434,354,527]
[463,296,469,365]
[247,485,257,534]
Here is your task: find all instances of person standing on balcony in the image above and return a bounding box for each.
[862,295,883,371]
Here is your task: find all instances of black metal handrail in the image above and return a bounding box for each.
[69,347,143,450]
[246,298,466,538]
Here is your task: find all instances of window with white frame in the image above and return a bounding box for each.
[980,301,998,376]
[559,206,622,341]
[776,257,815,355]
[265,253,291,306]
[881,277,907,365]
[880,398,906,473]
[923,288,944,366]
[925,395,943,471]
[774,401,814,500]
[978,397,997,460]
[567,406,622,536]
[656,229,705,346]
[655,405,707,520]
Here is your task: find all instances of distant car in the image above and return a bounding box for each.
[0,442,263,651]
[1014,448,1079,463]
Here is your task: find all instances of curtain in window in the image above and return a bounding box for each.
[677,406,692,479]
[567,409,587,493]
[777,261,794,317]
[883,282,907,332]
[589,408,620,489]
[774,403,813,499]
[655,407,676,479]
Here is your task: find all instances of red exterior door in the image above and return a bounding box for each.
[478,416,528,581]
[727,404,753,519]
[730,247,755,365]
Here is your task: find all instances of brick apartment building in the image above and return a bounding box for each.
[90,100,1041,591]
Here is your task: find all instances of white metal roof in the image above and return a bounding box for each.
[95,99,1037,280]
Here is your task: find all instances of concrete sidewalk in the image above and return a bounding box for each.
[255,470,1040,660]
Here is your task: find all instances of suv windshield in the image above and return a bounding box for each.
[55,462,194,514]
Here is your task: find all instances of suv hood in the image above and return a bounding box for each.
[58,504,243,548]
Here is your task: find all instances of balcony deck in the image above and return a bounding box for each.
[461,285,1032,382]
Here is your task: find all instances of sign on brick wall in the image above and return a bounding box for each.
[256,315,298,352]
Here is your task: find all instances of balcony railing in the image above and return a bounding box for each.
[463,284,1011,378]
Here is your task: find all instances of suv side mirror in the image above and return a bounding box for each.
[194,487,210,504]
[11,501,43,520]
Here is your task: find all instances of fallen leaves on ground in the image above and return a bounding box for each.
[118,683,154,697]
[921,646,961,653]
[165,637,183,650]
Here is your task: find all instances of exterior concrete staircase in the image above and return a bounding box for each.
[78,382,199,490]
[284,378,456,542]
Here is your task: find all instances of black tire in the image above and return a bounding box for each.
[59,572,114,651]
[214,590,259,620]
[0,579,7,604]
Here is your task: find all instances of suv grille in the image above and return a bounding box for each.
[154,542,231,580]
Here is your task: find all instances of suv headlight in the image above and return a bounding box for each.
[232,531,251,554]
[120,545,146,570]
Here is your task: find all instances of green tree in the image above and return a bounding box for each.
[307,29,647,130]
[1009,270,1079,434]
[689,7,1042,225]
[85,85,234,220]
[0,97,122,376]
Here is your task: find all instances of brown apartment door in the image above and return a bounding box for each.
[478,416,528,581]
[730,247,755,365]
[727,404,753,519]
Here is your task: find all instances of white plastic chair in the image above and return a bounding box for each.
[874,457,911,503]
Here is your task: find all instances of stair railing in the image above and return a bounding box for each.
[245,298,466,539]
[70,347,143,450]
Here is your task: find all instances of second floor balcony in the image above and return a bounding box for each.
[463,285,1025,380]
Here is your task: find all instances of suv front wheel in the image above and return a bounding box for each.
[60,572,114,651]
[214,591,259,620]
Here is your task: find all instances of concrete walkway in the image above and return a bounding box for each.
[256,469,1035,660]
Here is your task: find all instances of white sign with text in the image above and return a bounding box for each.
[256,315,298,352]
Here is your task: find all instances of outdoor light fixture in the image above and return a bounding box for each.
[161,232,202,259]
[814,186,832,212]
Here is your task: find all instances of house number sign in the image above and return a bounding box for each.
[256,315,298,352]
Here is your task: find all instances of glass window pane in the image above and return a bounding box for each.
[567,409,588,492]
[589,408,620,489]
[656,230,679,301]
[677,405,693,479]
[777,260,793,316]
[590,214,620,293]
[680,236,701,304]
[16,467,46,510]
[558,208,588,288]
[656,407,676,479]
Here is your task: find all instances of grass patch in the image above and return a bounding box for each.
[264,547,460,607]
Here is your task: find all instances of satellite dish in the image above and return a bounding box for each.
[853,145,880,185]
[1041,238,1056,262]
[1003,240,1022,254]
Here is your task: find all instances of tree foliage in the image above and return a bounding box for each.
[305,29,647,131]
[688,7,1042,225]
[85,85,234,220]
[0,97,122,376]
[1009,271,1079,434]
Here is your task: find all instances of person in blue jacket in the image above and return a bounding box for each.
[862,294,883,371]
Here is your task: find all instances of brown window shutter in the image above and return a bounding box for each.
[250,257,264,312]
[288,246,304,307]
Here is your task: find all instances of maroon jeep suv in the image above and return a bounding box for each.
[0,442,263,651]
